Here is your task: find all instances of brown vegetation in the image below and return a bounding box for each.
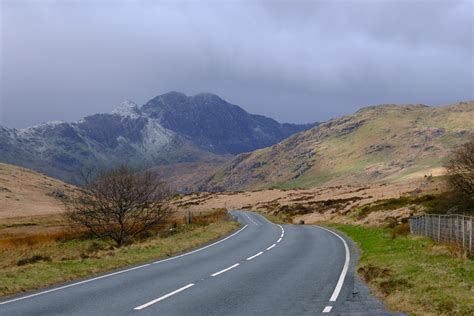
[0,163,78,219]
[445,138,474,212]
[173,177,445,226]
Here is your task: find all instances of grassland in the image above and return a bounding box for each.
[0,216,238,297]
[202,102,473,191]
[331,224,474,315]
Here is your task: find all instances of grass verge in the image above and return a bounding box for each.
[331,224,474,315]
[0,220,239,297]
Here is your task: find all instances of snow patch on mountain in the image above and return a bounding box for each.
[141,119,175,150]
[112,100,141,119]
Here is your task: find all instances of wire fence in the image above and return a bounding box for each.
[409,214,473,256]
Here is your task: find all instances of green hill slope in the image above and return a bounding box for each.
[200,102,473,191]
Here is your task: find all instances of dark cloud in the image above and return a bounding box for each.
[1,0,472,128]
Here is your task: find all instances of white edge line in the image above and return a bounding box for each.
[277,238,282,243]
[246,251,263,261]
[0,224,248,306]
[211,263,240,277]
[266,244,276,250]
[322,305,333,313]
[133,283,195,310]
[317,226,350,302]
[151,224,248,264]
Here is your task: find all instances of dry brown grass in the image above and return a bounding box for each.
[0,209,237,296]
[0,163,79,219]
[0,209,228,251]
[172,177,445,226]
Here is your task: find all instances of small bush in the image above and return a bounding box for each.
[389,223,410,239]
[444,242,470,259]
[385,217,398,228]
[86,241,106,254]
[379,278,412,296]
[47,189,68,200]
[358,264,391,282]
[17,255,52,266]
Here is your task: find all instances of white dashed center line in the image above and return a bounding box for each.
[244,213,259,226]
[134,283,195,311]
[322,305,333,313]
[211,263,240,277]
[246,252,263,261]
[266,244,276,251]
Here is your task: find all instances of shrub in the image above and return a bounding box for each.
[17,255,52,266]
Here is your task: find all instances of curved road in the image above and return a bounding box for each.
[0,211,393,315]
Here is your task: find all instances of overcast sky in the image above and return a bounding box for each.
[1,0,472,128]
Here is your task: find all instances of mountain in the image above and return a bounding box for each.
[199,101,474,191]
[0,92,315,183]
[141,92,315,154]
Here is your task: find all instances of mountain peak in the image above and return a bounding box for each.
[157,91,189,104]
[192,92,223,103]
[112,100,140,119]
[140,91,315,154]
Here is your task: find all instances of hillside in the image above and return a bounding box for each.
[0,163,76,219]
[200,102,474,191]
[0,92,314,183]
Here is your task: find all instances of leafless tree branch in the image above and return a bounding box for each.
[65,165,173,246]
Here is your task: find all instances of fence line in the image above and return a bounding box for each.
[409,214,473,256]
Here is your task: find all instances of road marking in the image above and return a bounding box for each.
[277,237,282,243]
[0,224,248,306]
[322,305,333,313]
[266,244,276,250]
[317,226,350,302]
[0,263,151,306]
[246,251,263,261]
[133,283,195,311]
[244,213,259,226]
[211,263,240,277]
[150,224,248,265]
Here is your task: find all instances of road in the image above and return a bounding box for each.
[0,211,395,315]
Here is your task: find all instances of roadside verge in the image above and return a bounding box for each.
[331,224,474,315]
[0,219,240,298]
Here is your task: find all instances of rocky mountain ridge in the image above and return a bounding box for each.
[0,92,315,183]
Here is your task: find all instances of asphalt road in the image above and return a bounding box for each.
[0,211,396,315]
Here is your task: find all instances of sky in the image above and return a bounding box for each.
[1,0,473,128]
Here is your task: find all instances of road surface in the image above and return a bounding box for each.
[0,211,395,315]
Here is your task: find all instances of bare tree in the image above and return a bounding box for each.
[65,165,173,246]
[445,138,474,211]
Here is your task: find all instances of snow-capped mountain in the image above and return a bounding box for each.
[0,92,315,183]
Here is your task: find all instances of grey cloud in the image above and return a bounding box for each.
[1,0,472,128]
